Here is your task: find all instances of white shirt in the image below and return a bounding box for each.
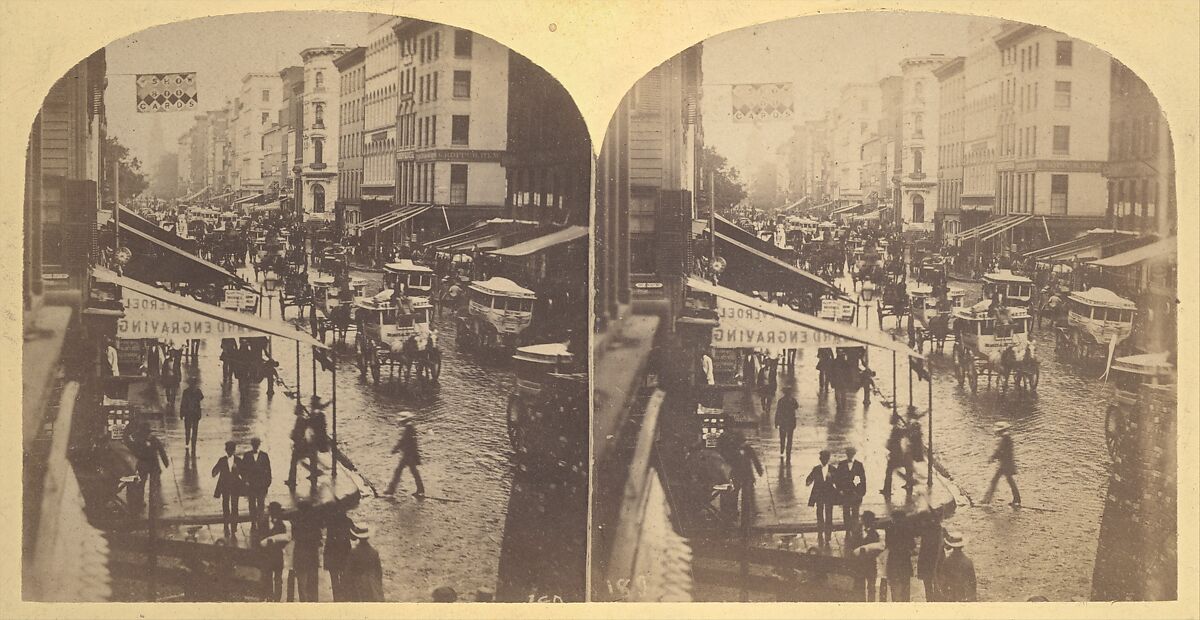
[701,354,715,385]
[106,345,120,376]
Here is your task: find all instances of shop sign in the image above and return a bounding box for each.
[712,297,851,349]
[117,288,258,341]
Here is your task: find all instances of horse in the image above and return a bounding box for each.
[1013,344,1040,391]
[927,314,952,354]
[997,345,1018,391]
[327,304,354,344]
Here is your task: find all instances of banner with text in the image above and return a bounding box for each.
[711,296,852,350]
[731,82,794,123]
[136,73,198,112]
[117,288,257,341]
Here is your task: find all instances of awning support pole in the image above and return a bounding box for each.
[296,341,302,400]
[928,363,934,489]
[891,350,897,418]
[332,358,337,480]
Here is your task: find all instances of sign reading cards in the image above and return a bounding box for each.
[711,297,850,349]
[136,73,197,112]
[118,288,256,341]
[731,82,794,123]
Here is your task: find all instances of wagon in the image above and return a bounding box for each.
[1056,287,1136,361]
[456,277,536,353]
[952,301,1039,393]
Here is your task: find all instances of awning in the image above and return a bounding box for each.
[379,206,433,233]
[182,186,210,202]
[1024,229,1139,261]
[714,230,845,298]
[95,268,326,348]
[831,202,867,216]
[252,201,283,213]
[958,214,1034,241]
[688,277,921,358]
[118,205,197,253]
[358,205,431,232]
[852,207,888,221]
[119,222,255,293]
[488,225,587,257]
[210,190,236,201]
[233,193,264,206]
[425,218,537,252]
[1088,236,1176,268]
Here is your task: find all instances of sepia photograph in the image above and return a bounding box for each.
[21,11,590,603]
[592,11,1178,603]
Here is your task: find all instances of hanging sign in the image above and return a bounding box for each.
[136,73,198,112]
[711,296,851,350]
[117,288,258,341]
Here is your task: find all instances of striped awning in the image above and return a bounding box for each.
[357,205,431,233]
[1024,229,1139,261]
[958,214,1034,241]
[1088,237,1176,268]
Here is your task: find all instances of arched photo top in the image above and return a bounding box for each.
[590,10,1178,605]
[22,10,592,604]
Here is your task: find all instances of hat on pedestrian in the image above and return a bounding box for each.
[993,421,1012,435]
[432,586,458,602]
[944,530,966,548]
[906,405,924,418]
[349,522,372,540]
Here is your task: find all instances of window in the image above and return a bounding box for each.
[315,71,324,89]
[1053,125,1070,154]
[914,112,923,138]
[434,31,440,59]
[454,70,471,97]
[261,111,270,124]
[314,102,324,128]
[431,114,437,145]
[1051,174,1068,213]
[913,149,923,174]
[451,115,469,145]
[450,164,468,205]
[912,194,925,223]
[1056,40,1073,66]
[455,29,472,57]
[313,184,325,213]
[313,138,324,164]
[433,71,439,100]
[262,89,271,102]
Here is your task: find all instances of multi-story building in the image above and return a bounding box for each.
[362,15,401,220]
[260,122,284,195]
[784,120,830,204]
[22,49,114,601]
[934,57,966,241]
[992,24,1111,251]
[205,108,231,194]
[394,19,510,237]
[185,114,209,197]
[177,132,193,195]
[231,73,282,194]
[279,65,304,217]
[298,45,347,222]
[830,83,880,205]
[896,56,944,232]
[335,46,366,234]
[1105,59,1175,238]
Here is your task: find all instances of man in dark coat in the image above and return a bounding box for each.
[386,414,425,496]
[983,421,1021,505]
[324,512,353,601]
[291,504,322,601]
[934,530,978,602]
[179,378,204,452]
[123,421,169,513]
[258,501,289,601]
[834,446,866,542]
[805,450,838,545]
[345,522,385,601]
[211,440,243,537]
[884,512,916,601]
[916,516,945,601]
[774,390,799,462]
[242,437,271,530]
[727,434,764,527]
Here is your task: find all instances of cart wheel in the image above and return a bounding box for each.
[1028,366,1040,391]
[954,352,965,386]
[968,363,979,394]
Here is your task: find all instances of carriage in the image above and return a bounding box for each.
[982,269,1035,307]
[917,256,948,285]
[876,280,910,328]
[1104,352,1175,458]
[308,274,366,343]
[1056,287,1136,361]
[908,285,967,353]
[506,342,582,463]
[952,300,1040,393]
[354,291,439,383]
[383,259,435,298]
[456,277,536,353]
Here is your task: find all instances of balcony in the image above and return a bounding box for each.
[310,162,327,170]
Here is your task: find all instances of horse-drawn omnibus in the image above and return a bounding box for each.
[354,290,438,383]
[952,300,1039,394]
[908,285,967,353]
[506,342,585,467]
[1057,287,1136,361]
[456,277,536,353]
[383,259,435,297]
[982,269,1035,307]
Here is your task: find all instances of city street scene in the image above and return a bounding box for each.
[592,12,1177,603]
[22,12,589,602]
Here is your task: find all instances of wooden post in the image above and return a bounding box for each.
[296,341,302,400]
[928,363,934,488]
[332,360,337,480]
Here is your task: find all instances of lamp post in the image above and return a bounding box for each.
[263,269,280,319]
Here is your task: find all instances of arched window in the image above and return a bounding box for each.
[912,194,925,223]
[913,148,923,174]
[313,185,326,213]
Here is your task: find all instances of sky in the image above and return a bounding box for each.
[103,11,370,167]
[700,11,1006,180]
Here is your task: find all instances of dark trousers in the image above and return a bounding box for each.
[164,385,178,411]
[857,570,877,602]
[882,458,914,495]
[815,502,833,542]
[887,571,911,601]
[221,493,240,535]
[387,458,425,495]
[328,570,346,601]
[842,501,861,540]
[296,567,319,601]
[819,370,830,391]
[778,427,794,458]
[223,361,234,383]
[288,444,316,484]
[183,416,200,449]
[266,565,284,601]
[247,491,265,527]
[984,469,1022,504]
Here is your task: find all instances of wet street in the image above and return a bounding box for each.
[144,264,576,601]
[856,276,1112,601]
